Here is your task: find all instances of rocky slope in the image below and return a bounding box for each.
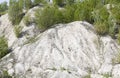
[0,11,120,78]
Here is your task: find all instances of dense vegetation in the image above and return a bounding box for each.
[1,0,120,76]
[35,6,64,30]
[0,36,8,59]
[7,0,120,42]
[0,1,8,15]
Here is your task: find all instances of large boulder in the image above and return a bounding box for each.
[0,21,119,78]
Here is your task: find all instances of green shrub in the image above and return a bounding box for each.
[92,6,110,35]
[66,0,75,5]
[109,26,116,38]
[35,6,64,30]
[8,0,23,25]
[24,0,32,10]
[0,1,8,15]
[110,5,120,24]
[23,14,33,26]
[103,0,120,4]
[0,11,7,16]
[94,21,109,35]
[92,7,109,22]
[53,0,64,6]
[33,0,43,5]
[63,5,76,23]
[74,3,92,23]
[0,36,8,59]
[14,25,22,38]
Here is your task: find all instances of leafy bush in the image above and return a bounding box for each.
[24,0,32,10]
[66,0,75,5]
[110,5,120,24]
[0,1,8,15]
[63,5,76,23]
[92,7,109,22]
[74,2,92,23]
[109,26,116,38]
[23,14,33,26]
[35,6,64,30]
[92,6,110,35]
[0,11,7,16]
[8,0,23,25]
[33,0,43,5]
[0,36,8,59]
[14,25,22,38]
[53,0,64,6]
[94,21,109,35]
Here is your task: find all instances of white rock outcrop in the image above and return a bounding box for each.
[0,19,120,78]
[0,14,17,47]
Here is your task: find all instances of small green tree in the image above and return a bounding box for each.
[0,1,8,15]
[94,21,109,35]
[23,14,31,26]
[74,3,92,22]
[8,0,23,25]
[66,0,74,5]
[92,6,110,35]
[63,5,76,23]
[35,6,64,30]
[18,0,24,10]
[14,25,22,38]
[0,36,8,59]
[0,1,8,12]
[33,0,43,5]
[53,0,64,6]
[25,0,32,10]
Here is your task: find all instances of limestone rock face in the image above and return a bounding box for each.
[0,20,120,78]
[0,14,17,47]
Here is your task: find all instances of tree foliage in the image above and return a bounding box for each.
[0,1,8,15]
[66,0,74,5]
[0,36,8,59]
[0,1,8,12]
[8,0,23,25]
[24,0,32,10]
[63,5,76,23]
[53,0,64,6]
[33,0,43,5]
[35,6,64,30]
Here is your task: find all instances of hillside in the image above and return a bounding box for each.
[0,13,120,78]
[0,0,120,78]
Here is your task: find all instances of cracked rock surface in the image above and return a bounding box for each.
[0,13,120,78]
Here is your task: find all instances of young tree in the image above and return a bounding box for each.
[35,6,64,30]
[63,5,76,23]
[33,0,43,5]
[53,0,64,6]
[24,0,32,10]
[8,0,23,25]
[0,36,8,59]
[66,0,74,5]
[18,0,24,10]
[0,1,8,12]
